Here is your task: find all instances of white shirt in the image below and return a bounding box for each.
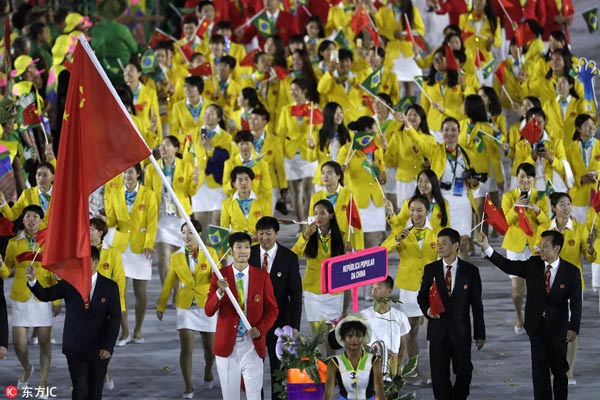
[266,9,279,21]
[259,243,278,273]
[217,265,250,309]
[361,306,410,353]
[549,218,573,233]
[442,257,458,294]
[90,272,98,300]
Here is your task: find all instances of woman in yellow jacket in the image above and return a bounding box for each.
[338,117,387,249]
[278,78,320,223]
[385,103,434,208]
[0,205,56,391]
[420,47,465,133]
[382,194,440,381]
[0,162,54,229]
[526,48,583,104]
[229,87,265,132]
[374,0,425,96]
[145,136,199,290]
[105,164,158,344]
[124,62,162,148]
[309,161,364,251]
[169,76,211,145]
[458,0,501,86]
[220,166,272,238]
[186,103,232,238]
[543,75,596,145]
[535,192,595,384]
[501,162,550,334]
[157,219,219,397]
[293,200,350,337]
[566,115,600,224]
[505,96,542,170]
[308,102,352,187]
[385,168,451,235]
[512,107,571,193]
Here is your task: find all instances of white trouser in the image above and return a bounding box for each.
[215,336,264,400]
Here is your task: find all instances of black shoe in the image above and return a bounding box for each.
[275,199,288,215]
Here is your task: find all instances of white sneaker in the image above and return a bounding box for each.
[133,336,145,344]
[17,365,34,389]
[182,391,194,399]
[204,380,214,389]
[116,335,132,347]
[568,378,576,386]
[514,325,526,335]
[31,337,39,345]
[105,377,115,390]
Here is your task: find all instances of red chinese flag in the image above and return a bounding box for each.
[404,14,414,43]
[591,189,600,213]
[179,41,195,63]
[494,63,506,85]
[429,279,446,315]
[445,45,459,71]
[272,65,288,80]
[514,23,536,48]
[149,28,176,49]
[42,36,151,304]
[346,196,362,230]
[361,94,375,115]
[240,48,260,67]
[189,62,213,77]
[483,194,509,235]
[308,107,324,125]
[16,251,42,264]
[520,117,542,145]
[516,206,534,237]
[0,217,14,236]
[291,103,309,117]
[351,6,371,34]
[196,18,211,38]
[23,103,42,126]
[35,228,48,246]
[365,25,381,47]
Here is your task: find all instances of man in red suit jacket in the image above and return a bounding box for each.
[492,0,546,40]
[542,0,573,42]
[205,231,278,400]
[236,0,300,46]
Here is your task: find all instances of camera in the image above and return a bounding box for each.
[201,128,208,137]
[463,169,488,183]
[534,142,545,152]
[440,181,452,190]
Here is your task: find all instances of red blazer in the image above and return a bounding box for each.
[541,0,573,41]
[492,0,546,39]
[437,0,469,26]
[205,265,279,359]
[294,0,336,29]
[240,10,299,46]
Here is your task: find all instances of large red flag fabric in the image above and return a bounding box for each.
[42,36,151,303]
[346,196,362,230]
[429,279,446,315]
[351,6,371,34]
[516,206,534,237]
[483,194,509,235]
[520,117,542,145]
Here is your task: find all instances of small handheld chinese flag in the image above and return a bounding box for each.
[520,117,542,145]
[350,6,371,34]
[591,188,600,213]
[445,45,459,71]
[483,194,509,235]
[189,62,213,77]
[516,206,534,237]
[346,195,362,230]
[429,279,446,315]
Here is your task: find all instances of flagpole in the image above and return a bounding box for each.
[344,149,357,166]
[364,156,386,198]
[478,129,503,144]
[358,84,395,113]
[309,101,314,147]
[243,9,266,27]
[168,2,183,19]
[496,0,516,28]
[501,85,515,106]
[348,194,353,243]
[480,193,488,233]
[75,35,252,331]
[412,78,434,104]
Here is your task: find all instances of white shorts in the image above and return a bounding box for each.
[192,183,226,212]
[592,263,600,290]
[155,212,184,247]
[392,53,422,82]
[442,189,472,236]
[12,295,52,327]
[398,289,422,317]
[360,200,386,233]
[176,306,216,332]
[303,291,343,322]
[122,244,153,281]
[285,154,317,180]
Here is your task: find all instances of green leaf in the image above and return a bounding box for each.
[398,391,417,400]
[401,355,419,377]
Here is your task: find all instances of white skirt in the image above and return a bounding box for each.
[192,183,226,212]
[176,306,217,332]
[359,200,386,233]
[392,53,422,81]
[506,248,531,279]
[398,289,422,317]
[396,179,416,209]
[441,189,472,236]
[384,167,397,193]
[122,244,153,280]
[471,178,491,199]
[156,211,185,246]
[592,263,600,290]
[12,295,52,327]
[285,153,317,180]
[303,291,343,322]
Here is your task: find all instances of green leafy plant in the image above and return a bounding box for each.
[384,355,419,400]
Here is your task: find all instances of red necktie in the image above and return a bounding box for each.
[262,252,269,271]
[445,265,452,297]
[545,264,552,295]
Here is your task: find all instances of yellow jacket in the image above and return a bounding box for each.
[292,232,344,294]
[156,247,218,311]
[222,156,273,198]
[309,186,365,250]
[317,71,369,124]
[0,234,56,302]
[133,82,162,147]
[0,187,51,229]
[324,5,354,38]
[489,114,507,185]
[184,127,232,189]
[144,159,199,217]
[386,127,436,182]
[374,5,425,59]
[585,206,600,263]
[307,134,353,186]
[169,98,211,144]
[459,13,501,63]
[277,103,320,161]
[356,67,401,105]
[493,58,526,109]
[336,142,385,209]
[231,131,287,189]
[202,77,243,116]
[526,73,584,104]
[388,198,450,234]
[382,223,439,291]
[458,120,496,175]
[512,135,568,181]
[565,138,600,207]
[421,80,465,132]
[220,193,272,235]
[241,73,284,125]
[501,187,550,252]
[535,218,593,288]
[98,246,126,311]
[104,183,159,253]
[543,96,596,144]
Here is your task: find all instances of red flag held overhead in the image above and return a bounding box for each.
[520,117,542,145]
[42,36,151,304]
